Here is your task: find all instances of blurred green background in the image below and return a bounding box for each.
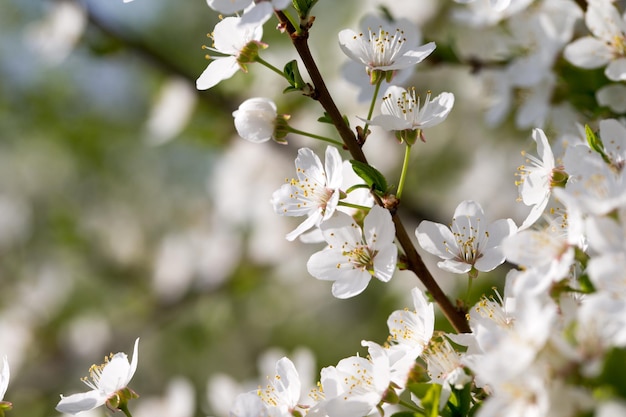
[0,0,541,416]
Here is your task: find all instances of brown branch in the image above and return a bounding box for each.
[276,11,470,333]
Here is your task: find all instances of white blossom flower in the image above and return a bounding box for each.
[308,343,391,417]
[367,86,455,133]
[56,338,140,415]
[515,128,566,230]
[385,287,434,386]
[341,14,420,102]
[233,97,279,143]
[230,357,304,417]
[307,205,397,299]
[416,200,516,274]
[196,17,265,91]
[564,0,626,81]
[271,146,343,241]
[338,25,435,77]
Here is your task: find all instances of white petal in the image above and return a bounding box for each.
[206,0,251,14]
[286,212,322,241]
[415,221,456,259]
[307,249,352,281]
[320,212,362,247]
[372,244,397,282]
[337,29,369,65]
[605,57,626,81]
[586,0,626,41]
[363,206,395,247]
[295,148,325,184]
[563,37,611,69]
[55,390,105,414]
[331,271,372,299]
[213,16,262,53]
[196,57,239,90]
[275,357,301,407]
[239,2,274,28]
[379,41,436,71]
[324,146,344,189]
[417,92,455,129]
[438,259,472,274]
[367,114,412,131]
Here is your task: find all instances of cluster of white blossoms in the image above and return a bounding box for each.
[28,1,626,417]
[201,1,626,416]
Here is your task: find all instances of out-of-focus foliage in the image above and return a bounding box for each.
[0,0,544,416]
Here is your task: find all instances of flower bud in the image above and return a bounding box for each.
[233,97,289,144]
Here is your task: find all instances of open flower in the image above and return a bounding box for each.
[271,146,343,241]
[367,86,455,141]
[416,200,516,274]
[56,338,140,415]
[515,128,566,230]
[196,16,265,91]
[564,0,626,81]
[338,25,435,81]
[307,205,397,299]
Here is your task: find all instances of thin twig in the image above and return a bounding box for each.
[275,11,470,333]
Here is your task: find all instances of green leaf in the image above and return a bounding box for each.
[596,347,626,399]
[292,0,318,19]
[407,383,442,417]
[283,60,306,92]
[350,160,388,194]
[585,124,610,164]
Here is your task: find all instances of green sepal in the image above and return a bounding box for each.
[350,160,388,194]
[238,41,267,69]
[292,0,318,19]
[283,60,307,93]
[407,383,442,417]
[0,401,12,416]
[585,124,611,164]
[389,412,421,417]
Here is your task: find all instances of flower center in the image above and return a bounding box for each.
[361,26,407,68]
[343,245,377,272]
[81,354,113,391]
[288,170,334,214]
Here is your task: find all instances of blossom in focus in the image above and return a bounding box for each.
[338,24,435,81]
[366,86,454,142]
[307,205,397,299]
[385,287,434,386]
[56,338,140,415]
[416,200,516,275]
[515,128,566,230]
[271,146,343,241]
[196,16,265,91]
[564,0,626,81]
[308,343,391,417]
[232,97,285,143]
[341,14,423,99]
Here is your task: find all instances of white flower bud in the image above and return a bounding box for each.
[232,97,278,143]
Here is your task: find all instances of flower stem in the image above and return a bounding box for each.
[286,126,344,147]
[398,399,426,416]
[337,201,372,211]
[119,404,133,417]
[362,76,384,137]
[273,9,470,334]
[255,56,285,78]
[397,144,412,200]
